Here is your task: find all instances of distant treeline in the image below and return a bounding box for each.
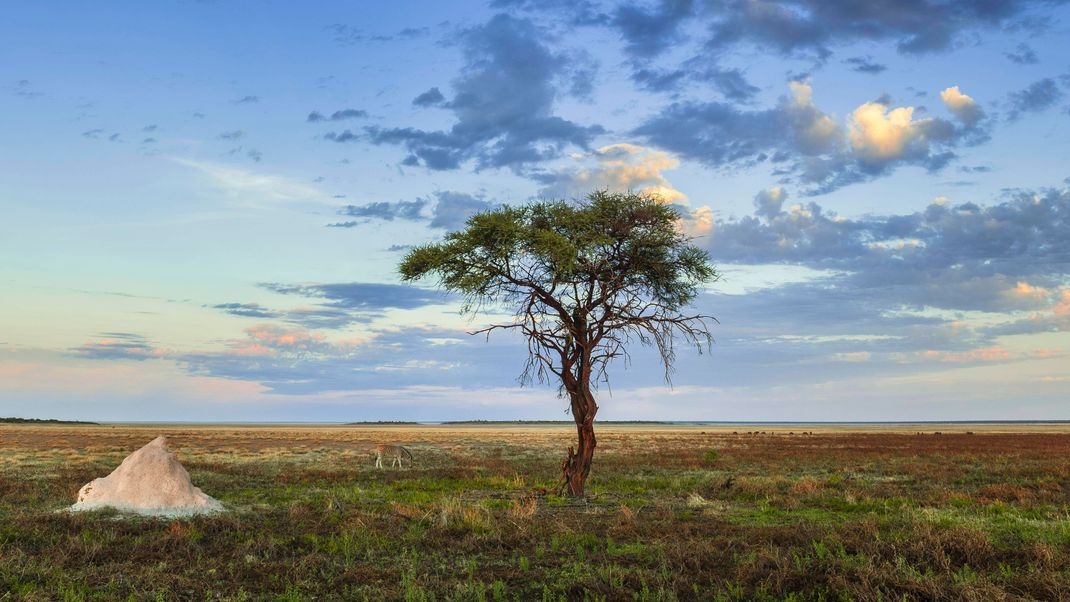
[0,417,100,425]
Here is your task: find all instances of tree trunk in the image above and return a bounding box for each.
[561,385,597,497]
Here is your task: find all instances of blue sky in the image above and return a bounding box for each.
[2,0,1069,421]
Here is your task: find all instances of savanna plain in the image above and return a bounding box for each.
[2,423,1070,601]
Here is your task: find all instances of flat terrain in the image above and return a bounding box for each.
[2,424,1070,601]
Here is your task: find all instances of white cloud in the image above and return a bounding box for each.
[172,158,322,205]
[940,86,984,126]
[538,143,687,204]
[847,102,928,164]
[786,81,841,154]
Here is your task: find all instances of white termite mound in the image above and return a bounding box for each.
[70,436,223,517]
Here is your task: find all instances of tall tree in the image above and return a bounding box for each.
[400,191,717,496]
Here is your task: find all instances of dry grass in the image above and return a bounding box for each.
[2,424,1070,600]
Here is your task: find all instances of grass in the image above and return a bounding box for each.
[1,425,1070,600]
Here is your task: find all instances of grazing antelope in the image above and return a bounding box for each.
[373,444,414,469]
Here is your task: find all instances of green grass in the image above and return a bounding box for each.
[1,428,1069,600]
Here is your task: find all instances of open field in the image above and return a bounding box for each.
[2,424,1070,601]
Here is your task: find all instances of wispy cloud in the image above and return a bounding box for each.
[171,158,322,204]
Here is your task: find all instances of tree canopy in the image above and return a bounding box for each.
[400,191,717,495]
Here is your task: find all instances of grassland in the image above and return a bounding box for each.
[2,424,1070,601]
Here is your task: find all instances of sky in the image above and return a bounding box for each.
[1,0,1069,422]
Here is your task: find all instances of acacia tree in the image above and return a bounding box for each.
[400,191,717,496]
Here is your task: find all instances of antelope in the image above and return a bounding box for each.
[372,444,414,469]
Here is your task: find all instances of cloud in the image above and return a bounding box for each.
[702,0,1047,57]
[238,324,331,355]
[71,187,1070,402]
[327,192,494,230]
[581,0,1055,109]
[753,187,786,220]
[324,130,359,143]
[705,186,1070,314]
[847,102,932,167]
[172,159,321,203]
[412,87,446,107]
[428,191,495,229]
[324,24,432,45]
[360,14,603,171]
[234,95,260,104]
[307,109,368,122]
[629,60,760,101]
[940,86,985,127]
[999,281,1052,308]
[636,81,981,193]
[173,325,506,395]
[11,79,43,99]
[211,283,454,332]
[1005,43,1039,64]
[1006,78,1063,121]
[212,303,278,319]
[612,0,694,59]
[72,333,160,361]
[534,143,688,203]
[332,200,428,225]
[260,282,448,312]
[211,301,368,330]
[218,130,245,140]
[844,56,887,74]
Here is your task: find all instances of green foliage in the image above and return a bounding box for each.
[703,450,720,464]
[400,191,716,313]
[400,190,718,393]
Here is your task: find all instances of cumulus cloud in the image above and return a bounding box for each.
[706,186,1070,315]
[940,86,985,127]
[784,81,841,155]
[534,143,687,203]
[361,14,603,170]
[636,81,973,193]
[847,102,931,167]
